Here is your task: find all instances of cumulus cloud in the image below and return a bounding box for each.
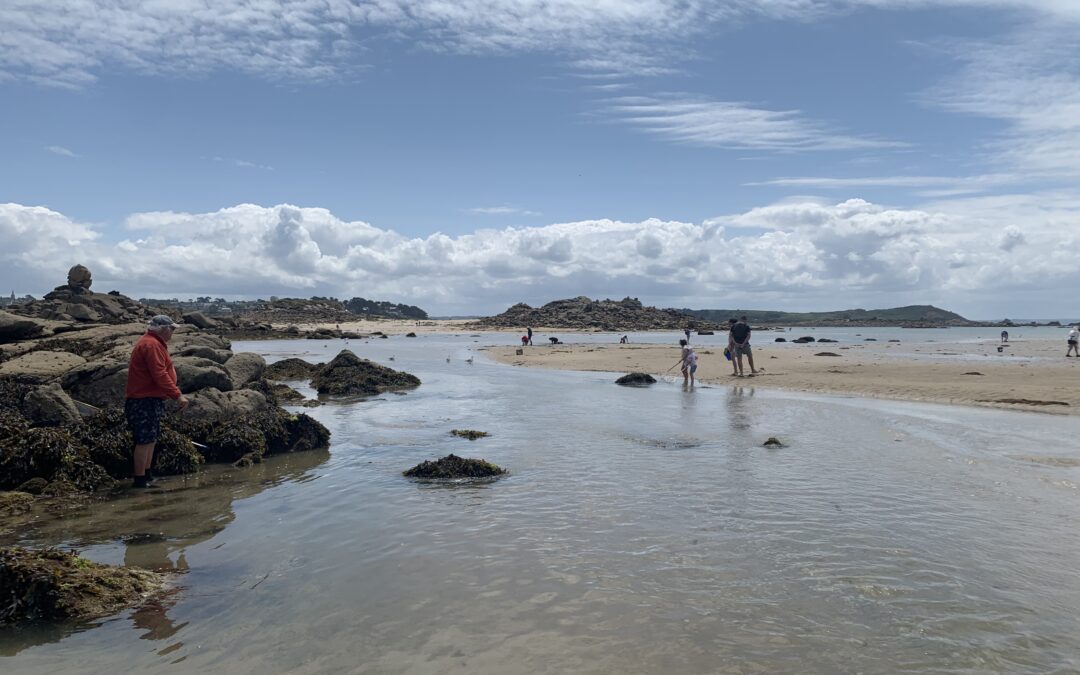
[2,198,1079,316]
[45,145,79,158]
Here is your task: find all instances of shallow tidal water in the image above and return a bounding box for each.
[3,334,1080,674]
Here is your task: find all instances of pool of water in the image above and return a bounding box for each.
[3,336,1079,673]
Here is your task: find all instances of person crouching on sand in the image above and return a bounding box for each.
[1068,326,1079,357]
[125,315,188,488]
[730,316,757,376]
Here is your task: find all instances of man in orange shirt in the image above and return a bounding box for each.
[125,315,189,488]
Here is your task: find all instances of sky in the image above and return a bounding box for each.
[2,1,1079,319]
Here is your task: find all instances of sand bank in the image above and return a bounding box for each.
[485,337,1080,415]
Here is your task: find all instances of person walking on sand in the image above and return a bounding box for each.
[679,339,692,385]
[527,326,533,346]
[125,315,188,488]
[730,315,757,376]
[1068,326,1079,357]
[684,327,691,344]
[726,318,739,376]
[684,344,698,386]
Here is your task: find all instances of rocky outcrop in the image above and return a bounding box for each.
[0,311,53,344]
[60,360,128,407]
[310,350,420,396]
[224,353,265,388]
[5,265,159,326]
[615,372,657,386]
[473,296,719,331]
[0,546,165,625]
[403,454,506,479]
[265,358,323,381]
[182,311,218,329]
[182,387,270,424]
[0,351,87,383]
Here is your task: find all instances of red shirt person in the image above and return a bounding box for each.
[125,315,188,488]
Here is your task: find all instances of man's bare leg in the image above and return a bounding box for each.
[133,442,155,477]
[747,353,757,374]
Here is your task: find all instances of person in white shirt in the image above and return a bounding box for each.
[1068,326,1079,357]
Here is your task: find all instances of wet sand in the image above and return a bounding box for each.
[485,338,1080,414]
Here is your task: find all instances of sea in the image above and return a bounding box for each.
[2,329,1079,673]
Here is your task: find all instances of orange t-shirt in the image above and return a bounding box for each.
[125,332,182,400]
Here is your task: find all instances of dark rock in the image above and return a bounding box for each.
[405,332,417,337]
[16,478,48,495]
[0,310,50,344]
[815,352,841,357]
[774,337,787,342]
[450,429,489,440]
[403,454,506,479]
[311,350,420,396]
[182,311,218,329]
[763,437,785,448]
[615,372,657,386]
[697,330,714,335]
[817,338,837,343]
[864,338,877,341]
[792,336,815,343]
[0,491,34,515]
[264,358,322,381]
[963,372,985,376]
[0,546,165,625]
[66,264,93,290]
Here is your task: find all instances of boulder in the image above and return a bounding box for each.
[0,311,50,343]
[817,338,838,343]
[58,303,101,322]
[224,352,266,387]
[66,264,93,290]
[173,357,233,393]
[310,350,420,396]
[175,346,231,364]
[61,360,128,407]
[615,372,657,386]
[181,387,268,424]
[22,384,82,427]
[814,352,841,357]
[792,336,815,343]
[182,311,218,329]
[774,337,787,342]
[0,351,86,383]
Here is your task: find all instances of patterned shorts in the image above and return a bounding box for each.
[125,398,165,444]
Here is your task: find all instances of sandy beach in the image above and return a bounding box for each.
[484,334,1080,415]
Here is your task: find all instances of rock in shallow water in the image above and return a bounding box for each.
[311,350,420,396]
[615,372,656,386]
[403,454,506,479]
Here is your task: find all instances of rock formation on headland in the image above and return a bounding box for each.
[0,266,331,499]
[473,296,720,331]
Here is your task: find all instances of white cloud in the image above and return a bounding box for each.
[604,95,903,151]
[2,198,1079,316]
[4,1,1079,87]
[745,173,1022,195]
[45,145,79,158]
[468,206,541,216]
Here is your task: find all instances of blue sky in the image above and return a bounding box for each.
[3,1,1080,318]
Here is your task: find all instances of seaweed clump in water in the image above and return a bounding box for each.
[403,454,506,479]
[0,411,114,492]
[264,358,323,381]
[0,546,165,625]
[450,429,489,440]
[311,350,420,396]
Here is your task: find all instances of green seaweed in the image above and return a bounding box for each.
[403,454,506,479]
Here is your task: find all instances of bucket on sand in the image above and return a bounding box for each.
[515,348,524,355]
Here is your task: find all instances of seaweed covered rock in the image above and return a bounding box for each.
[450,429,489,440]
[22,383,82,427]
[615,372,656,386]
[0,416,113,492]
[311,350,420,396]
[177,408,329,464]
[264,358,322,381]
[0,547,165,625]
[0,491,34,515]
[404,454,506,479]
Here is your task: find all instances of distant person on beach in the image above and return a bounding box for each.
[679,339,692,385]
[1001,330,1009,343]
[521,335,529,346]
[125,315,188,489]
[1068,326,1079,357]
[684,327,691,343]
[725,319,739,375]
[527,326,533,345]
[619,335,628,344]
[730,316,757,376]
[684,344,698,386]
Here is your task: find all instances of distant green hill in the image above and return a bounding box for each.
[680,305,972,326]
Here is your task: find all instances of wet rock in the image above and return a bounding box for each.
[182,311,218,329]
[864,338,877,341]
[173,356,233,393]
[22,384,82,427]
[792,336,815,343]
[697,330,714,335]
[0,491,34,515]
[224,352,266,387]
[403,454,507,479]
[817,338,837,343]
[450,429,489,440]
[963,371,985,376]
[0,350,87,383]
[763,437,785,448]
[774,337,787,342]
[405,332,417,337]
[268,383,306,403]
[815,352,841,357]
[16,477,48,495]
[311,350,420,396]
[0,546,165,625]
[60,360,128,408]
[264,358,322,381]
[615,372,657,386]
